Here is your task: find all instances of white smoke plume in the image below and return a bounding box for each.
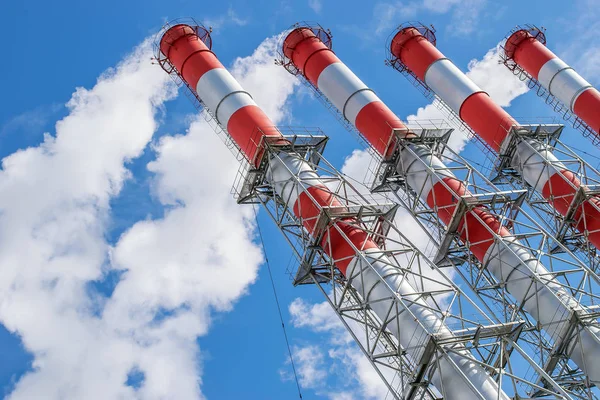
[0,33,299,399]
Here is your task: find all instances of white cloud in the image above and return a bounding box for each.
[330,347,390,399]
[106,33,299,398]
[447,0,485,36]
[364,0,488,42]
[554,0,600,85]
[574,47,600,84]
[286,296,390,399]
[0,33,299,400]
[467,45,529,107]
[0,38,176,399]
[204,6,248,30]
[373,2,419,36]
[422,0,459,13]
[289,298,341,334]
[0,104,62,140]
[292,345,328,388]
[309,0,322,13]
[423,0,486,36]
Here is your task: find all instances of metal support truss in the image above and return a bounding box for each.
[368,127,600,398]
[274,25,600,393]
[500,24,598,146]
[155,24,589,397]
[493,124,600,271]
[382,30,600,274]
[232,132,574,398]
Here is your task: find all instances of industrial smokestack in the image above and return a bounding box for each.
[387,24,600,385]
[282,26,600,390]
[389,26,600,257]
[159,22,510,399]
[504,26,600,138]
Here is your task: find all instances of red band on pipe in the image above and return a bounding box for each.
[577,198,600,247]
[426,178,509,261]
[355,101,406,157]
[226,105,280,164]
[426,178,462,225]
[294,186,377,274]
[390,28,445,81]
[465,208,510,261]
[541,169,580,215]
[293,185,341,234]
[160,25,223,89]
[505,31,555,79]
[283,28,340,85]
[459,93,517,152]
[541,170,600,248]
[573,88,600,133]
[324,221,378,274]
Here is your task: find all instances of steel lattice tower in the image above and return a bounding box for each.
[386,24,600,273]
[277,23,600,398]
[153,19,577,399]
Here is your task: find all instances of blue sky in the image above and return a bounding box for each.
[1,0,600,399]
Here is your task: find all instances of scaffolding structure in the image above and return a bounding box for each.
[153,19,587,399]
[385,23,600,275]
[277,23,600,398]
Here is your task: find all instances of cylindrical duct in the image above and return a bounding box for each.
[160,23,508,399]
[159,24,285,167]
[283,25,600,385]
[504,29,600,135]
[390,27,600,264]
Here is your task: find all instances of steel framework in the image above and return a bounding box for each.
[375,128,600,399]
[385,23,600,275]
[154,19,579,399]
[277,23,600,398]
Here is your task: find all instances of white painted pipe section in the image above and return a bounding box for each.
[424,58,483,114]
[317,62,380,125]
[398,143,456,196]
[267,153,324,207]
[347,248,509,400]
[484,237,600,383]
[538,58,592,112]
[512,138,566,192]
[195,67,256,126]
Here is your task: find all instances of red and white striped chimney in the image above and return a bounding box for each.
[159,23,510,399]
[281,28,496,251]
[390,26,600,255]
[282,25,600,385]
[504,28,600,136]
